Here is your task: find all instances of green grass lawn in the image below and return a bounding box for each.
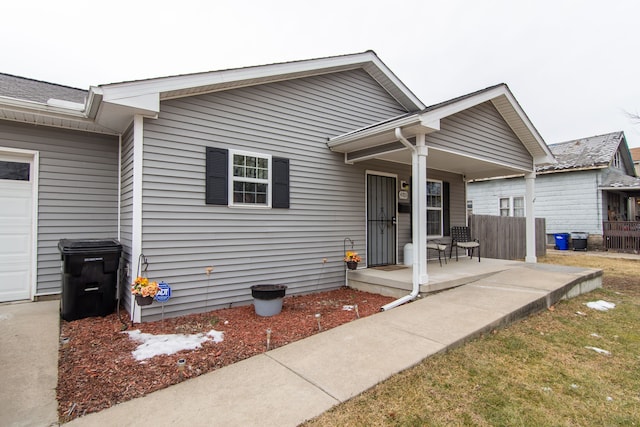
[304,254,640,426]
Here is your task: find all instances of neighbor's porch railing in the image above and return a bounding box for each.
[603,221,640,253]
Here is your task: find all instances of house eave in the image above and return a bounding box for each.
[536,165,608,175]
[328,84,556,170]
[0,95,120,135]
[328,113,439,152]
[98,51,425,111]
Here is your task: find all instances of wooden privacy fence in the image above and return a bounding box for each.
[468,215,546,260]
[603,221,640,253]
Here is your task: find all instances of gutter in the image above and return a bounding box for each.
[380,128,421,311]
[0,95,89,119]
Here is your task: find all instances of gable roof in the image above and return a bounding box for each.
[537,131,626,173]
[92,51,425,132]
[0,51,425,135]
[328,83,555,178]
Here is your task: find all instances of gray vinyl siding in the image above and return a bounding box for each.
[359,161,465,264]
[468,169,603,236]
[139,69,409,320]
[427,101,532,171]
[0,121,119,295]
[119,124,134,309]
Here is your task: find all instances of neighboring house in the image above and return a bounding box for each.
[0,51,553,321]
[468,131,640,248]
[632,147,640,176]
[632,147,640,220]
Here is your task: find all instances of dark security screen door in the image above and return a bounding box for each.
[367,174,396,266]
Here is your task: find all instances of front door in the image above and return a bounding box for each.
[367,174,396,266]
[0,152,34,302]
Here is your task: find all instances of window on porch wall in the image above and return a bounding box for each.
[427,180,442,237]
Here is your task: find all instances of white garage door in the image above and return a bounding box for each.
[0,154,34,302]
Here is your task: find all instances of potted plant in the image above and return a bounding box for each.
[131,276,159,306]
[344,251,361,270]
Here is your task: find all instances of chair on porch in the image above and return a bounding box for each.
[450,226,480,262]
[426,241,447,266]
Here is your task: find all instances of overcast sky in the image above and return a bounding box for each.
[3,0,639,148]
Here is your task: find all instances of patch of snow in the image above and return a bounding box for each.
[125,329,224,361]
[585,346,611,355]
[607,396,614,401]
[0,313,14,321]
[590,333,601,338]
[570,384,579,389]
[206,330,224,343]
[586,300,615,311]
[342,305,355,311]
[575,311,587,316]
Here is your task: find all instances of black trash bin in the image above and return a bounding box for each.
[571,232,588,251]
[58,239,122,321]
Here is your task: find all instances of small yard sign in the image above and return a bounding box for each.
[155,282,171,302]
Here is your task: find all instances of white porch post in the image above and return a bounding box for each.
[413,133,428,284]
[525,171,537,263]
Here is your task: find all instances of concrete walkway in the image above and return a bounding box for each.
[58,262,601,427]
[0,299,59,427]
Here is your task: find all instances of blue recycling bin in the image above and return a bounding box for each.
[554,233,570,250]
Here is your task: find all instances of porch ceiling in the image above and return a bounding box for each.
[351,142,530,180]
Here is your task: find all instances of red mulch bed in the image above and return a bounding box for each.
[57,287,394,422]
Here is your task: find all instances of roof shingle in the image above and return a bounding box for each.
[537,131,624,172]
[0,73,87,104]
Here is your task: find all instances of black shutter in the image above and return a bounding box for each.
[205,147,228,205]
[443,181,450,236]
[272,157,290,209]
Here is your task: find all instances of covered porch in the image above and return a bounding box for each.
[347,257,523,299]
[329,84,556,310]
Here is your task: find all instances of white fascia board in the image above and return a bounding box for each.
[328,114,420,147]
[102,92,160,114]
[422,85,555,164]
[46,98,84,110]
[533,153,557,166]
[328,114,441,150]
[0,95,88,119]
[497,89,554,161]
[422,85,510,122]
[97,51,424,110]
[86,87,103,119]
[98,52,377,100]
[363,54,425,110]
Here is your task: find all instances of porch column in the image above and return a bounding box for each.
[413,133,428,284]
[525,171,537,263]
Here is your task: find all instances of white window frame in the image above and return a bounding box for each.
[228,149,272,208]
[499,196,525,217]
[427,179,443,238]
[612,151,621,169]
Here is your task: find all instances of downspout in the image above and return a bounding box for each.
[381,128,422,311]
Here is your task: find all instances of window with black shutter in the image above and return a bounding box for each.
[205,147,228,205]
[205,147,289,208]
